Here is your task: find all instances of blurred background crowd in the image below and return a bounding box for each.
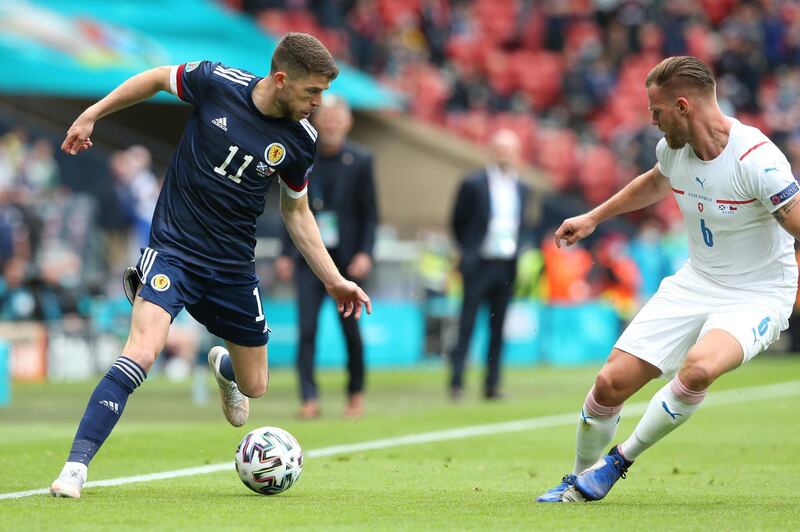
[233,0,800,218]
[4,0,800,376]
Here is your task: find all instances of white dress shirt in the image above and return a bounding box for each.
[480,164,520,259]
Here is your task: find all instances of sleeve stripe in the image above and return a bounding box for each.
[739,141,769,161]
[213,70,249,87]
[169,65,179,96]
[279,176,309,198]
[214,66,254,81]
[176,63,186,100]
[299,119,317,142]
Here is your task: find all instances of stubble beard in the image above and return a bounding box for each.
[665,133,688,149]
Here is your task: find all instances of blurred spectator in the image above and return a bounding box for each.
[628,218,670,300]
[0,257,35,320]
[276,95,379,420]
[106,145,160,275]
[448,129,531,401]
[22,138,59,194]
[541,235,592,303]
[126,145,160,249]
[588,233,641,321]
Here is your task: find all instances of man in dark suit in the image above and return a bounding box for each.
[449,129,530,400]
[276,95,378,419]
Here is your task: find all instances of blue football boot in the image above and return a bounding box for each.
[535,474,577,502]
[573,445,632,501]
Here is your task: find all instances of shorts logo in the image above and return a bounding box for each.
[265,143,286,166]
[697,202,704,212]
[151,274,171,292]
[184,61,201,72]
[770,181,799,205]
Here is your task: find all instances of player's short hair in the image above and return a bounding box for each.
[271,32,339,80]
[646,56,716,95]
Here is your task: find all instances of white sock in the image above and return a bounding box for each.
[573,386,623,474]
[59,461,88,483]
[620,376,707,461]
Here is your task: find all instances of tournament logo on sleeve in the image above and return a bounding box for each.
[265,143,286,166]
[770,181,799,205]
[150,274,171,292]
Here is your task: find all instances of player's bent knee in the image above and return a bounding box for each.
[239,376,268,398]
[592,372,626,406]
[681,349,718,389]
[678,361,714,390]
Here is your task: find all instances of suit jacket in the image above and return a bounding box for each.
[451,168,529,278]
[281,140,379,270]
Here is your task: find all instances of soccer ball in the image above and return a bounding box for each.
[234,426,303,495]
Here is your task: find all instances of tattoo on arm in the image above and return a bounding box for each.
[772,197,799,224]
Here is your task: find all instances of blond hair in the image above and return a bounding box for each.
[645,56,715,95]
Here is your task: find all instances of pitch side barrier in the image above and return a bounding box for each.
[0,299,617,383]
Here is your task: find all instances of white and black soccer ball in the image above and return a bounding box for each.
[234,426,303,495]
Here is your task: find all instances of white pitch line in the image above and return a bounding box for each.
[2,379,799,501]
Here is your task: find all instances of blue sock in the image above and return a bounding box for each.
[219,353,236,382]
[67,356,147,466]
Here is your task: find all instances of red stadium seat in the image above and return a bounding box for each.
[534,127,578,191]
[513,51,564,111]
[577,144,618,205]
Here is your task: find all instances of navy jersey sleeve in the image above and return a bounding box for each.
[169,60,216,106]
[278,119,318,198]
[279,162,314,199]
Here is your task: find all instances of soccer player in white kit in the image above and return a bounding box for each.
[536,56,800,503]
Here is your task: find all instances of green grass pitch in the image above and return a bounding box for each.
[1,357,799,530]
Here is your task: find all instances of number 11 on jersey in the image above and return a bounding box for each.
[214,145,253,184]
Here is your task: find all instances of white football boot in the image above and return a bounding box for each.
[50,462,87,499]
[208,346,249,427]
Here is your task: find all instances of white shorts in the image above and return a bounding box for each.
[615,264,794,378]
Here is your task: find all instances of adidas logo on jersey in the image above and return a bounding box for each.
[99,400,119,414]
[212,117,228,131]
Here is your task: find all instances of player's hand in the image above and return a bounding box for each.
[326,278,372,319]
[346,252,372,279]
[61,113,95,155]
[274,255,294,282]
[554,214,597,248]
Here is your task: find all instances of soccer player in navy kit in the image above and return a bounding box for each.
[50,33,371,498]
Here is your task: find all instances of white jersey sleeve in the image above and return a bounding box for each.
[739,141,799,213]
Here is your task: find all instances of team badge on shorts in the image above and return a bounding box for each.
[151,274,171,292]
[265,143,286,166]
[184,61,201,72]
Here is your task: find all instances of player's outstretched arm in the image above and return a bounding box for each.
[61,66,173,156]
[280,186,372,319]
[554,164,671,248]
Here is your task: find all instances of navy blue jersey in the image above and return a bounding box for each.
[150,60,318,273]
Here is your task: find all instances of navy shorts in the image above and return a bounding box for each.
[123,247,269,347]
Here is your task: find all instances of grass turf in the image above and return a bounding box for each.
[1,357,799,530]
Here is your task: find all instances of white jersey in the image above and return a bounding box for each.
[656,117,798,291]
